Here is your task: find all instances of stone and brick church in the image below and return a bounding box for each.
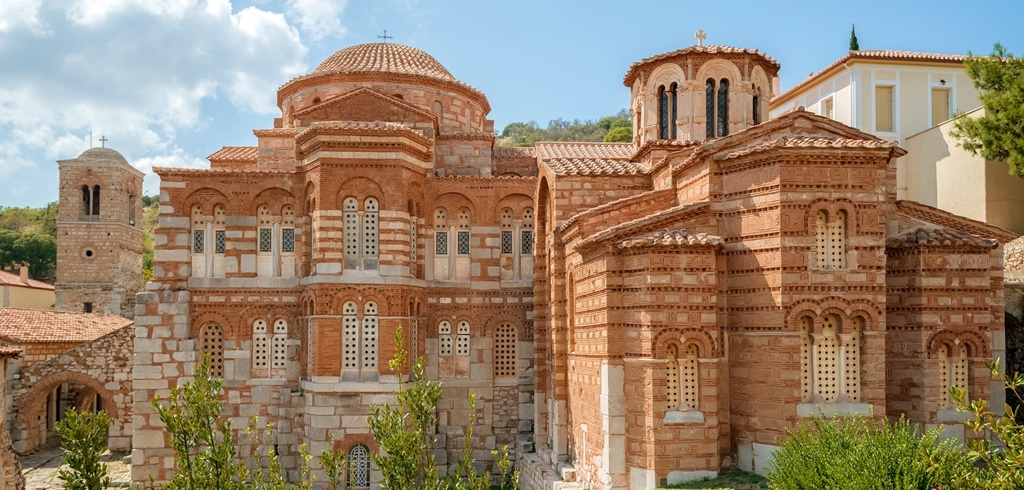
[124,41,1014,489]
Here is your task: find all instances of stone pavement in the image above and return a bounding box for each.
[20,439,131,489]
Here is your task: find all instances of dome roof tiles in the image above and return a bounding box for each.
[313,43,456,82]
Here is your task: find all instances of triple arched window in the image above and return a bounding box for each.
[799,315,862,404]
[342,301,379,379]
[343,197,379,270]
[705,78,730,138]
[657,83,678,140]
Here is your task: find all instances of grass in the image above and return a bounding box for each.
[659,469,768,489]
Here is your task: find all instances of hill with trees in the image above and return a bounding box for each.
[497,110,632,147]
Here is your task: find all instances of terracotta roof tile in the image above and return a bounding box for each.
[314,43,456,82]
[717,136,900,160]
[544,158,645,176]
[0,341,20,357]
[618,229,723,249]
[775,50,967,106]
[492,146,536,159]
[897,200,1018,244]
[535,142,634,161]
[575,201,711,250]
[0,270,54,291]
[154,167,291,175]
[208,146,258,162]
[0,308,132,343]
[886,226,997,249]
[624,45,780,85]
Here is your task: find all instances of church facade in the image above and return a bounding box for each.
[131,42,1013,489]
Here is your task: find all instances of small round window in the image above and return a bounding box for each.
[83,248,95,258]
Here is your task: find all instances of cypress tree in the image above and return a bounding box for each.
[849,24,860,51]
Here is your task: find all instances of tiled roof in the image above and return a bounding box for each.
[0,270,54,291]
[0,341,20,357]
[208,146,258,162]
[718,136,900,160]
[492,146,536,158]
[0,308,132,343]
[535,142,634,161]
[619,229,722,249]
[886,227,997,249]
[314,43,456,82]
[575,201,711,250]
[544,158,644,176]
[74,147,129,164]
[296,121,432,146]
[775,50,967,105]
[896,200,1018,244]
[624,45,780,85]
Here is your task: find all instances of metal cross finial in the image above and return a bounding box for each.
[99,136,108,148]
[695,30,706,47]
[378,29,393,43]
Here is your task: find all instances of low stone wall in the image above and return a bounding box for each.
[518,448,584,490]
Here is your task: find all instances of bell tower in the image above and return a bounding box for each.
[55,146,145,318]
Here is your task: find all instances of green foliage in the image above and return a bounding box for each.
[604,126,632,142]
[498,109,632,147]
[767,416,969,490]
[56,408,112,490]
[849,24,860,51]
[243,418,315,490]
[951,43,1024,177]
[948,359,1024,489]
[0,202,59,281]
[319,434,348,490]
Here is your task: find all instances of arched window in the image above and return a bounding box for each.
[253,320,269,370]
[717,78,729,137]
[844,316,863,403]
[82,185,92,217]
[456,321,471,357]
[500,208,513,254]
[192,205,207,255]
[434,208,448,256]
[938,342,969,409]
[438,321,453,355]
[705,79,716,139]
[348,443,371,488]
[521,207,534,256]
[272,319,288,369]
[191,204,214,278]
[494,322,517,378]
[200,324,224,379]
[658,85,669,140]
[801,314,861,404]
[670,82,678,139]
[456,208,471,255]
[343,197,379,270]
[815,209,847,270]
[752,86,762,125]
[256,204,296,278]
[666,343,680,409]
[816,314,840,403]
[342,301,359,372]
[128,194,137,226]
[799,316,813,402]
[214,205,227,255]
[361,302,378,372]
[681,344,699,410]
[91,185,100,216]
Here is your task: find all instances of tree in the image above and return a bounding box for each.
[13,232,56,280]
[497,110,632,147]
[56,408,112,490]
[603,127,632,142]
[849,24,860,51]
[950,43,1024,177]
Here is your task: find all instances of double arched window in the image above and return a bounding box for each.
[705,78,730,138]
[665,343,700,412]
[252,319,289,375]
[657,83,678,140]
[432,206,471,280]
[342,301,379,379]
[499,207,534,280]
[815,210,847,270]
[343,197,379,270]
[256,204,296,277]
[82,185,100,217]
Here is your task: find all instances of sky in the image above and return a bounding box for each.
[0,0,1022,208]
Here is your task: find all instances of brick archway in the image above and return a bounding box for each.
[13,371,119,454]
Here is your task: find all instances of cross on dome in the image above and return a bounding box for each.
[377,29,393,43]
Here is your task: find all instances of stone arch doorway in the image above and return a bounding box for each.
[12,371,119,454]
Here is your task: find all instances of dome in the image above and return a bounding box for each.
[313,43,456,82]
[77,147,128,164]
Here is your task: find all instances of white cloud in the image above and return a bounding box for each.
[134,147,209,196]
[285,0,347,41]
[0,0,315,205]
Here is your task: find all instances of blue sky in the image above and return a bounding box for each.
[0,0,1021,207]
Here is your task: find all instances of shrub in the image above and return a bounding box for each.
[767,416,969,490]
[56,408,112,490]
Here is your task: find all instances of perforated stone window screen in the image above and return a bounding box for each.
[438,321,452,355]
[457,208,470,229]
[500,208,513,228]
[193,230,205,253]
[938,345,950,408]
[844,317,862,402]
[521,231,534,255]
[344,198,359,259]
[410,220,417,262]
[259,228,273,253]
[435,232,448,255]
[456,321,470,356]
[348,444,371,488]
[434,208,447,229]
[494,322,517,377]
[815,315,840,403]
[281,229,295,253]
[501,231,513,254]
[666,344,680,409]
[272,319,287,369]
[342,302,359,370]
[457,231,470,255]
[253,320,269,369]
[363,198,379,258]
[200,324,225,378]
[522,207,534,229]
[361,302,378,370]
[829,211,846,269]
[800,317,813,402]
[215,230,226,254]
[952,344,968,407]
[681,344,699,410]
[815,211,828,269]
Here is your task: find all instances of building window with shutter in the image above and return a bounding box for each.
[931,88,950,127]
[875,85,894,132]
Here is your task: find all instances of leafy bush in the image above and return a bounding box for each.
[767,416,969,490]
[56,408,112,490]
[949,360,1024,489]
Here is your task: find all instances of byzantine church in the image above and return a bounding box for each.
[121,40,1014,489]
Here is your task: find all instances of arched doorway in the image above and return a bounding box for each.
[12,372,118,454]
